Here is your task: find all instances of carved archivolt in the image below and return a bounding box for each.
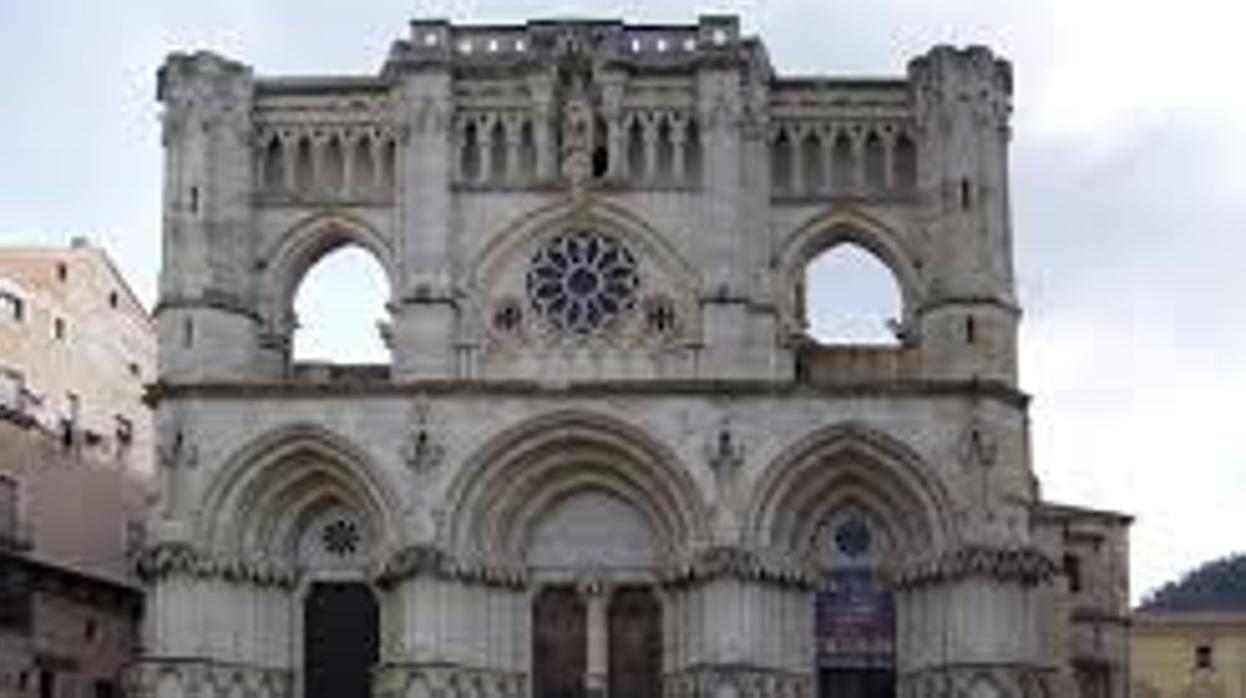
[194,424,406,566]
[440,409,711,565]
[743,423,955,564]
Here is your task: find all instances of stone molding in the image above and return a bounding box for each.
[895,544,1059,590]
[126,658,291,698]
[148,377,1031,408]
[897,664,1055,698]
[373,663,525,698]
[376,544,528,589]
[665,665,811,698]
[660,546,817,590]
[133,542,299,589]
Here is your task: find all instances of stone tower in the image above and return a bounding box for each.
[134,16,1131,698]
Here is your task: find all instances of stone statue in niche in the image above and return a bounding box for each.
[403,398,445,472]
[561,73,595,192]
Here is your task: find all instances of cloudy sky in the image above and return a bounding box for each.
[2,0,1244,602]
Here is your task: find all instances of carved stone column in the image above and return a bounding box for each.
[579,576,611,698]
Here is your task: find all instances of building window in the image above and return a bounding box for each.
[53,317,67,341]
[108,291,119,308]
[0,369,23,412]
[56,262,67,282]
[84,618,99,642]
[1195,643,1214,670]
[0,476,18,545]
[127,362,141,378]
[0,291,23,323]
[1064,554,1082,593]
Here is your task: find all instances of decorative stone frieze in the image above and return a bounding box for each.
[374,664,526,698]
[133,542,299,588]
[896,544,1059,590]
[127,659,292,698]
[664,666,811,698]
[660,546,817,590]
[375,544,527,589]
[896,664,1055,698]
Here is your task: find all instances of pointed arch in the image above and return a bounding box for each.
[442,410,711,565]
[744,423,954,561]
[258,210,397,341]
[776,206,923,330]
[467,198,700,297]
[196,424,406,561]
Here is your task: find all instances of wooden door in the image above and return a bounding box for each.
[608,587,662,698]
[534,585,587,698]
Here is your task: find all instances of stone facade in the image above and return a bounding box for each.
[0,239,156,474]
[139,16,1130,698]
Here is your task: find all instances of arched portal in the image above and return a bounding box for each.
[196,426,403,694]
[812,507,896,698]
[746,424,954,698]
[447,411,707,698]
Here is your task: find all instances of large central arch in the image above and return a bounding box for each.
[442,409,711,566]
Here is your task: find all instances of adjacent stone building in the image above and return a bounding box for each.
[136,16,1131,698]
[0,241,151,698]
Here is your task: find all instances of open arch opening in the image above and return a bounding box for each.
[291,244,392,365]
[803,243,903,345]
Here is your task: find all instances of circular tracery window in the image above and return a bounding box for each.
[321,518,361,557]
[526,231,639,334]
[834,515,872,558]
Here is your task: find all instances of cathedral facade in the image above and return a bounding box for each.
[135,17,1131,698]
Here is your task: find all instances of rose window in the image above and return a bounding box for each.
[321,518,361,557]
[834,516,872,558]
[526,231,640,334]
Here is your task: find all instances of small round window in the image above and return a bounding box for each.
[321,518,361,557]
[833,515,872,558]
[526,231,639,334]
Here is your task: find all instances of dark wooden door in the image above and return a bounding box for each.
[817,670,895,698]
[534,586,587,698]
[304,582,379,698]
[608,587,662,698]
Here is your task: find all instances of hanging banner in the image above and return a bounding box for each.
[815,569,895,669]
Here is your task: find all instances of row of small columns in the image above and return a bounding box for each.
[258,133,397,198]
[772,125,917,197]
[456,111,700,187]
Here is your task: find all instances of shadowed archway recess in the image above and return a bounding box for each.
[441,410,712,568]
[744,423,955,563]
[196,424,405,562]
